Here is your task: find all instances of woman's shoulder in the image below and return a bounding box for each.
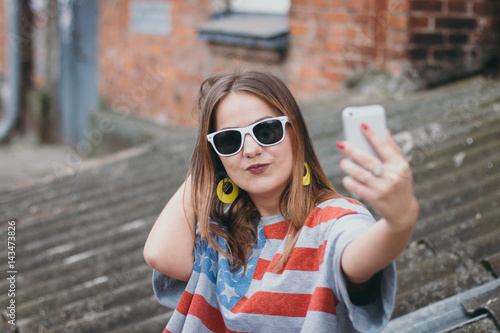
[318,195,367,210]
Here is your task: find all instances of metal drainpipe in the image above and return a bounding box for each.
[0,0,20,141]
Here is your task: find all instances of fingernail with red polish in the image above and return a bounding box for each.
[336,142,345,150]
[361,123,369,130]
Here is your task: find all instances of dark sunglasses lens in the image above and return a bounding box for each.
[213,130,242,155]
[253,120,283,145]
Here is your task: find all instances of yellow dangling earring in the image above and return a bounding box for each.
[303,162,311,186]
[217,178,239,204]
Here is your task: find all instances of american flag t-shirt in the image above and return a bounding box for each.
[154,198,397,332]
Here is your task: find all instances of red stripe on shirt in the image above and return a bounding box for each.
[309,287,339,315]
[231,291,312,317]
[176,290,194,316]
[304,205,357,228]
[176,291,253,333]
[317,240,327,266]
[263,220,288,239]
[259,242,328,276]
[253,257,272,280]
[189,293,241,333]
[282,247,322,271]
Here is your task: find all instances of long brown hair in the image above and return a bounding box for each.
[190,71,340,272]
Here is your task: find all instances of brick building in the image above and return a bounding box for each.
[1,0,499,127]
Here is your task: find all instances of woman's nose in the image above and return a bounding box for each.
[242,133,262,157]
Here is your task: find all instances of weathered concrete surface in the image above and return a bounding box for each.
[450,319,499,333]
[0,75,499,332]
[0,134,70,190]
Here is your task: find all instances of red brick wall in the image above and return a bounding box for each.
[0,0,497,126]
[288,0,406,95]
[406,0,500,85]
[97,0,500,127]
[0,0,7,77]
[98,0,212,126]
[98,0,407,126]
[287,0,364,95]
[98,0,381,125]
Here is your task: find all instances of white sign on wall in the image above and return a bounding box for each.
[230,0,290,14]
[130,1,171,36]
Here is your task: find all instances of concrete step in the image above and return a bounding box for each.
[397,252,464,292]
[413,191,499,241]
[484,252,500,277]
[417,171,500,222]
[414,155,499,205]
[424,208,500,254]
[0,142,190,220]
[412,120,500,184]
[393,264,494,318]
[459,228,500,264]
[22,295,164,333]
[395,242,434,272]
[15,265,154,330]
[413,138,500,196]
[106,312,173,333]
[386,279,500,333]
[0,159,185,257]
[0,228,149,305]
[4,186,167,261]
[0,144,157,206]
[448,318,500,333]
[7,219,150,279]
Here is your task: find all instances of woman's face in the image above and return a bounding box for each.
[213,91,293,213]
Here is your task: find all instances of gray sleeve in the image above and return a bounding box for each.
[152,269,188,309]
[326,209,397,332]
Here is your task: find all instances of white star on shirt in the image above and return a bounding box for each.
[208,258,217,277]
[246,262,255,271]
[230,269,241,283]
[220,282,239,303]
[196,247,205,265]
[248,248,260,261]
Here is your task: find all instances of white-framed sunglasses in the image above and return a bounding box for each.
[207,116,289,156]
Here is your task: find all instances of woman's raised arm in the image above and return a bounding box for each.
[337,125,419,284]
[144,176,197,281]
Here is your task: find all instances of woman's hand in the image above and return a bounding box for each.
[336,124,418,231]
[336,123,419,285]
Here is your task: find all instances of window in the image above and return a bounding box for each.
[198,1,290,53]
[230,0,290,15]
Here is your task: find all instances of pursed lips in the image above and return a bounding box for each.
[246,163,270,174]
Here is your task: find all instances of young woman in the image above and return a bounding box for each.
[144,71,418,332]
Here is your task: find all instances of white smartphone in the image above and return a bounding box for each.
[342,104,387,158]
